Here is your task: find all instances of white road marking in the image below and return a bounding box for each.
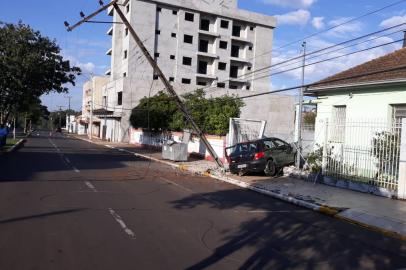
[85,181,97,192]
[108,208,136,239]
[64,157,71,164]
[49,138,80,173]
[120,149,135,155]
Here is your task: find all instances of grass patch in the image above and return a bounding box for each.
[1,138,20,151]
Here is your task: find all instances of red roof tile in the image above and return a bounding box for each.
[311,47,406,90]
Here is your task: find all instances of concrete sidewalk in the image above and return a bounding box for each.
[72,134,406,240]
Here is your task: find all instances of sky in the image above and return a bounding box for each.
[1,0,406,111]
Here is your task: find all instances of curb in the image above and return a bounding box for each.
[71,135,406,241]
[335,214,406,241]
[1,138,26,154]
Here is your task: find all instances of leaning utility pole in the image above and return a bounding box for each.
[296,41,306,169]
[65,0,224,168]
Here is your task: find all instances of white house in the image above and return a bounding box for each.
[307,46,406,197]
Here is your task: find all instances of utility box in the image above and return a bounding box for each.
[162,130,191,162]
[162,142,188,162]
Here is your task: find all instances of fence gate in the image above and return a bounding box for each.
[322,119,402,192]
[228,118,266,147]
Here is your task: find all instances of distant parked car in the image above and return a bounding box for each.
[225,138,296,176]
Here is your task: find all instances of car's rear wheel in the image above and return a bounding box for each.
[264,159,276,176]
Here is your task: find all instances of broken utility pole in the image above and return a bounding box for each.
[65,0,224,168]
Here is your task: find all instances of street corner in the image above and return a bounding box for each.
[178,164,189,172]
[318,205,341,216]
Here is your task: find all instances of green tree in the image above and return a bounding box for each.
[303,111,316,125]
[170,89,209,131]
[130,89,244,136]
[50,109,79,128]
[205,95,244,135]
[129,91,177,131]
[0,22,80,122]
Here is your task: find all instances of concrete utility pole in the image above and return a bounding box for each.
[24,112,27,134]
[66,0,224,168]
[66,96,72,132]
[89,78,94,140]
[296,41,306,169]
[13,117,16,140]
[57,106,65,129]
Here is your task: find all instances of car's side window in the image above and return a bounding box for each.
[273,139,285,148]
[272,139,287,149]
[249,143,258,152]
[263,140,275,150]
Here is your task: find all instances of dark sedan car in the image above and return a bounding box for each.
[225,138,296,176]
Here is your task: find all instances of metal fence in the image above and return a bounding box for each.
[323,120,401,191]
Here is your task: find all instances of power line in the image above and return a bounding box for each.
[201,23,406,93]
[232,64,406,101]
[206,38,403,95]
[243,34,405,84]
[269,27,406,75]
[95,37,404,107]
[257,0,406,59]
[267,38,403,79]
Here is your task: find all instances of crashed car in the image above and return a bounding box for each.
[225,138,296,176]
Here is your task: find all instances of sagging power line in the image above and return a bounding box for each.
[201,22,406,94]
[254,0,406,59]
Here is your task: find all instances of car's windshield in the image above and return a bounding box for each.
[227,142,258,156]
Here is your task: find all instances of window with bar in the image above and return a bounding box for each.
[330,105,346,142]
[392,104,406,128]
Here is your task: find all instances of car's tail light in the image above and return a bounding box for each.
[254,152,265,160]
[226,156,231,163]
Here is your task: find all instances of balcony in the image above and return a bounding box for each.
[231,36,252,44]
[229,77,249,84]
[196,73,217,80]
[197,51,218,59]
[107,26,113,36]
[106,48,112,56]
[230,56,250,64]
[198,30,219,38]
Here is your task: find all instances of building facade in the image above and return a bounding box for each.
[81,76,109,138]
[306,47,406,196]
[104,0,295,142]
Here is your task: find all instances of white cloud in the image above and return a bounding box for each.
[78,62,96,74]
[262,0,317,8]
[379,14,406,28]
[326,17,363,37]
[275,9,311,26]
[312,17,325,30]
[62,53,98,75]
[271,36,401,84]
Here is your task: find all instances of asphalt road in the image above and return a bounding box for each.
[0,131,405,270]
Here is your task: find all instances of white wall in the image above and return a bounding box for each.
[314,85,406,147]
[129,128,227,161]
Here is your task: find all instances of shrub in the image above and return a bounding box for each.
[130,89,244,135]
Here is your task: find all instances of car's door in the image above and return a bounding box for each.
[263,139,284,165]
[272,138,294,165]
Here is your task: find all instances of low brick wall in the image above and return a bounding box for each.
[129,128,228,162]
